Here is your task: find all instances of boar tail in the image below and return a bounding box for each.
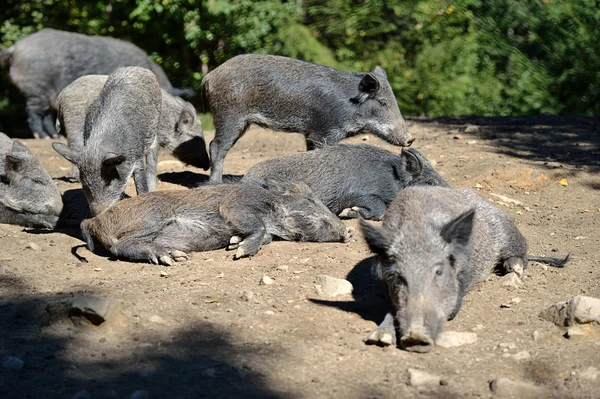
[528,253,571,267]
[80,219,95,251]
[0,46,14,68]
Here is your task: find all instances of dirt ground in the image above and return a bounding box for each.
[1,116,599,398]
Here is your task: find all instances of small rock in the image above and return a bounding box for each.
[407,368,442,387]
[430,159,437,167]
[148,315,167,324]
[361,135,369,141]
[159,271,168,277]
[489,377,551,398]
[464,124,479,133]
[471,324,484,332]
[498,343,516,350]
[512,297,522,304]
[2,356,24,371]
[202,368,217,378]
[539,295,600,327]
[453,134,464,140]
[26,242,41,251]
[466,140,477,145]
[511,351,531,361]
[68,296,120,326]
[579,366,599,381]
[277,265,289,271]
[260,275,274,285]
[500,273,522,290]
[435,331,477,348]
[241,290,254,302]
[566,325,588,340]
[265,310,275,315]
[72,389,91,399]
[130,390,149,399]
[314,275,353,297]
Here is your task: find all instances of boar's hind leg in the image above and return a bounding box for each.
[338,196,387,221]
[221,206,267,259]
[42,113,58,138]
[144,149,158,192]
[25,98,51,139]
[366,312,397,346]
[209,119,247,183]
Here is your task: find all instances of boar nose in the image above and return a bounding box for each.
[405,136,415,147]
[400,327,434,353]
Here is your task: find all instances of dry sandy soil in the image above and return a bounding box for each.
[1,116,599,398]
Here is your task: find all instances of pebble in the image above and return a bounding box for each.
[407,368,443,387]
[25,242,41,251]
[314,275,353,297]
[241,290,254,302]
[68,296,120,326]
[265,310,275,315]
[277,265,289,271]
[489,377,551,398]
[464,124,479,133]
[2,356,24,371]
[430,159,437,167]
[466,140,477,145]
[579,366,599,381]
[260,275,274,285]
[539,295,600,326]
[566,325,588,340]
[435,331,477,348]
[500,273,522,290]
[159,271,168,277]
[148,315,167,324]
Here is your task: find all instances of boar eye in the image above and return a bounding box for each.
[378,99,388,107]
[435,267,443,277]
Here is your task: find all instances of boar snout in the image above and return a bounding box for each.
[399,325,434,353]
[390,119,414,147]
[342,226,354,243]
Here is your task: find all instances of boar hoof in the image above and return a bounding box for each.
[400,331,434,353]
[159,255,174,266]
[338,208,358,219]
[227,236,242,250]
[170,250,189,262]
[234,246,246,260]
[367,330,395,346]
[342,227,354,243]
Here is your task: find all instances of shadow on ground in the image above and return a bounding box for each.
[158,171,244,188]
[414,115,600,173]
[0,274,291,398]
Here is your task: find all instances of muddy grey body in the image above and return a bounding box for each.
[52,67,162,216]
[0,28,185,138]
[360,186,569,352]
[56,74,209,180]
[81,182,352,265]
[241,145,447,220]
[202,54,414,183]
[0,133,62,228]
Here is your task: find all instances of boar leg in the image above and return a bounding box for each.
[25,98,50,139]
[111,236,170,265]
[133,166,150,195]
[220,205,267,259]
[209,120,246,183]
[366,312,397,346]
[339,196,387,220]
[144,148,158,192]
[42,113,58,138]
[228,233,272,250]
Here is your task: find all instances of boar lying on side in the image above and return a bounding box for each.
[0,133,62,228]
[52,67,162,216]
[202,54,414,183]
[240,144,448,220]
[81,182,353,265]
[0,28,193,139]
[56,74,209,180]
[361,186,570,353]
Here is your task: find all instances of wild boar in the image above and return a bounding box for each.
[202,54,414,182]
[240,144,448,220]
[0,133,62,228]
[52,67,161,216]
[360,186,569,352]
[56,74,208,180]
[81,182,353,265]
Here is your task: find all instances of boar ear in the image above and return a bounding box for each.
[52,142,79,165]
[11,140,30,154]
[441,209,475,249]
[102,153,126,170]
[289,181,313,196]
[358,73,380,96]
[263,178,289,195]
[5,153,26,173]
[372,66,388,79]
[402,148,423,179]
[176,103,196,133]
[360,219,388,255]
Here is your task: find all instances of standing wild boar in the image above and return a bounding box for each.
[360,186,569,353]
[0,133,62,228]
[52,67,161,216]
[241,144,448,220]
[81,182,353,265]
[202,54,414,183]
[0,28,192,139]
[56,74,209,180]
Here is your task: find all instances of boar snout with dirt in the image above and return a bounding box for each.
[81,182,351,265]
[203,54,413,183]
[52,67,162,216]
[241,144,448,220]
[360,186,569,353]
[56,74,209,180]
[0,133,62,228]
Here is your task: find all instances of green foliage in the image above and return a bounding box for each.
[1,0,598,125]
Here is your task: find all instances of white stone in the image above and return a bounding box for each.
[26,242,41,251]
[407,368,442,387]
[500,273,523,290]
[314,275,353,297]
[539,295,600,326]
[148,315,167,324]
[260,275,274,285]
[579,366,599,381]
[435,331,477,348]
[241,290,254,302]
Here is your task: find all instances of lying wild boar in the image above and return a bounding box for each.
[360,186,569,353]
[81,182,353,265]
[56,74,208,180]
[0,133,62,228]
[240,144,448,220]
[52,67,161,216]
[202,54,414,182]
[0,28,192,139]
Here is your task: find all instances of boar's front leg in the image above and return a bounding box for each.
[366,312,397,346]
[25,98,50,139]
[144,148,158,192]
[42,113,58,138]
[338,195,387,221]
[220,205,267,259]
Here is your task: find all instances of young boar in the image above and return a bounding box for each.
[202,54,414,183]
[0,28,191,138]
[52,67,161,216]
[56,74,209,180]
[240,144,448,220]
[0,133,62,228]
[360,186,569,353]
[81,182,353,265]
